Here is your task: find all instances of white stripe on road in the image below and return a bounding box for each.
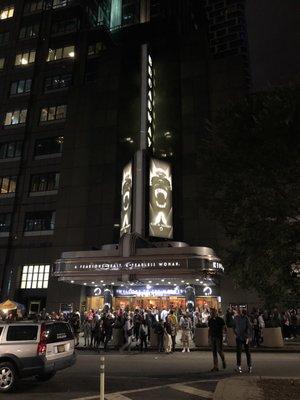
[170,383,213,399]
[105,394,133,400]
[71,379,219,400]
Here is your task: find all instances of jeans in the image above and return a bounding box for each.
[211,337,225,367]
[236,338,251,367]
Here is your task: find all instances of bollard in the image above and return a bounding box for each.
[100,356,105,400]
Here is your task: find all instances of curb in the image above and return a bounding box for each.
[213,376,300,400]
[75,346,300,353]
[213,376,263,400]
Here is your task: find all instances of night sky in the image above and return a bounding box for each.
[246,0,299,91]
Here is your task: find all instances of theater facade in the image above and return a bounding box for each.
[54,234,224,313]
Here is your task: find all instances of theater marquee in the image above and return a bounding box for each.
[56,259,187,273]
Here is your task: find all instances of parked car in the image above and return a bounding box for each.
[0,320,76,392]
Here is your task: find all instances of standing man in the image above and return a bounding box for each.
[208,308,226,371]
[233,308,252,373]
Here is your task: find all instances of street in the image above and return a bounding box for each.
[6,351,300,400]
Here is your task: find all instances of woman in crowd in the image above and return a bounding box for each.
[180,313,192,352]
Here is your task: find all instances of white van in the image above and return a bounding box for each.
[0,320,76,392]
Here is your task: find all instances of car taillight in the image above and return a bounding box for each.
[37,323,47,356]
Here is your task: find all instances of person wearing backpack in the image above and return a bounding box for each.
[167,310,178,352]
[139,319,149,351]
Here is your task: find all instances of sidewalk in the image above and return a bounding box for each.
[213,376,300,400]
[76,334,300,353]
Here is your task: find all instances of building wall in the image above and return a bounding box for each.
[1,0,281,312]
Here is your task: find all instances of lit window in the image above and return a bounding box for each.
[20,264,50,289]
[47,45,75,62]
[4,109,28,126]
[40,105,67,123]
[0,6,14,20]
[0,176,17,194]
[15,50,36,66]
[0,58,5,70]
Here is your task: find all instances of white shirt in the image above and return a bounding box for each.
[161,309,169,323]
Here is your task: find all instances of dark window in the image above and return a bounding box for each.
[34,136,64,157]
[44,74,72,92]
[122,0,139,26]
[19,23,40,39]
[87,42,106,57]
[10,79,32,96]
[24,211,55,232]
[7,325,38,341]
[0,213,11,232]
[45,322,74,343]
[0,32,9,46]
[24,1,45,14]
[52,0,73,9]
[0,176,17,194]
[30,172,60,192]
[51,18,78,35]
[0,141,22,159]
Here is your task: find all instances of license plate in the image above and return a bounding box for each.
[57,345,65,353]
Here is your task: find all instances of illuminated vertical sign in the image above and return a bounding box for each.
[120,162,133,236]
[110,0,122,30]
[149,158,173,238]
[147,52,155,148]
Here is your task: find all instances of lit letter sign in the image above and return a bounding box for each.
[147,53,155,148]
[93,287,102,296]
[120,162,133,236]
[203,286,212,296]
[149,158,173,238]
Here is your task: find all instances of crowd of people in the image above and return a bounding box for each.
[2,304,299,372]
[41,305,299,354]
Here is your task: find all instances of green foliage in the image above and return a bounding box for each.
[198,87,300,308]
